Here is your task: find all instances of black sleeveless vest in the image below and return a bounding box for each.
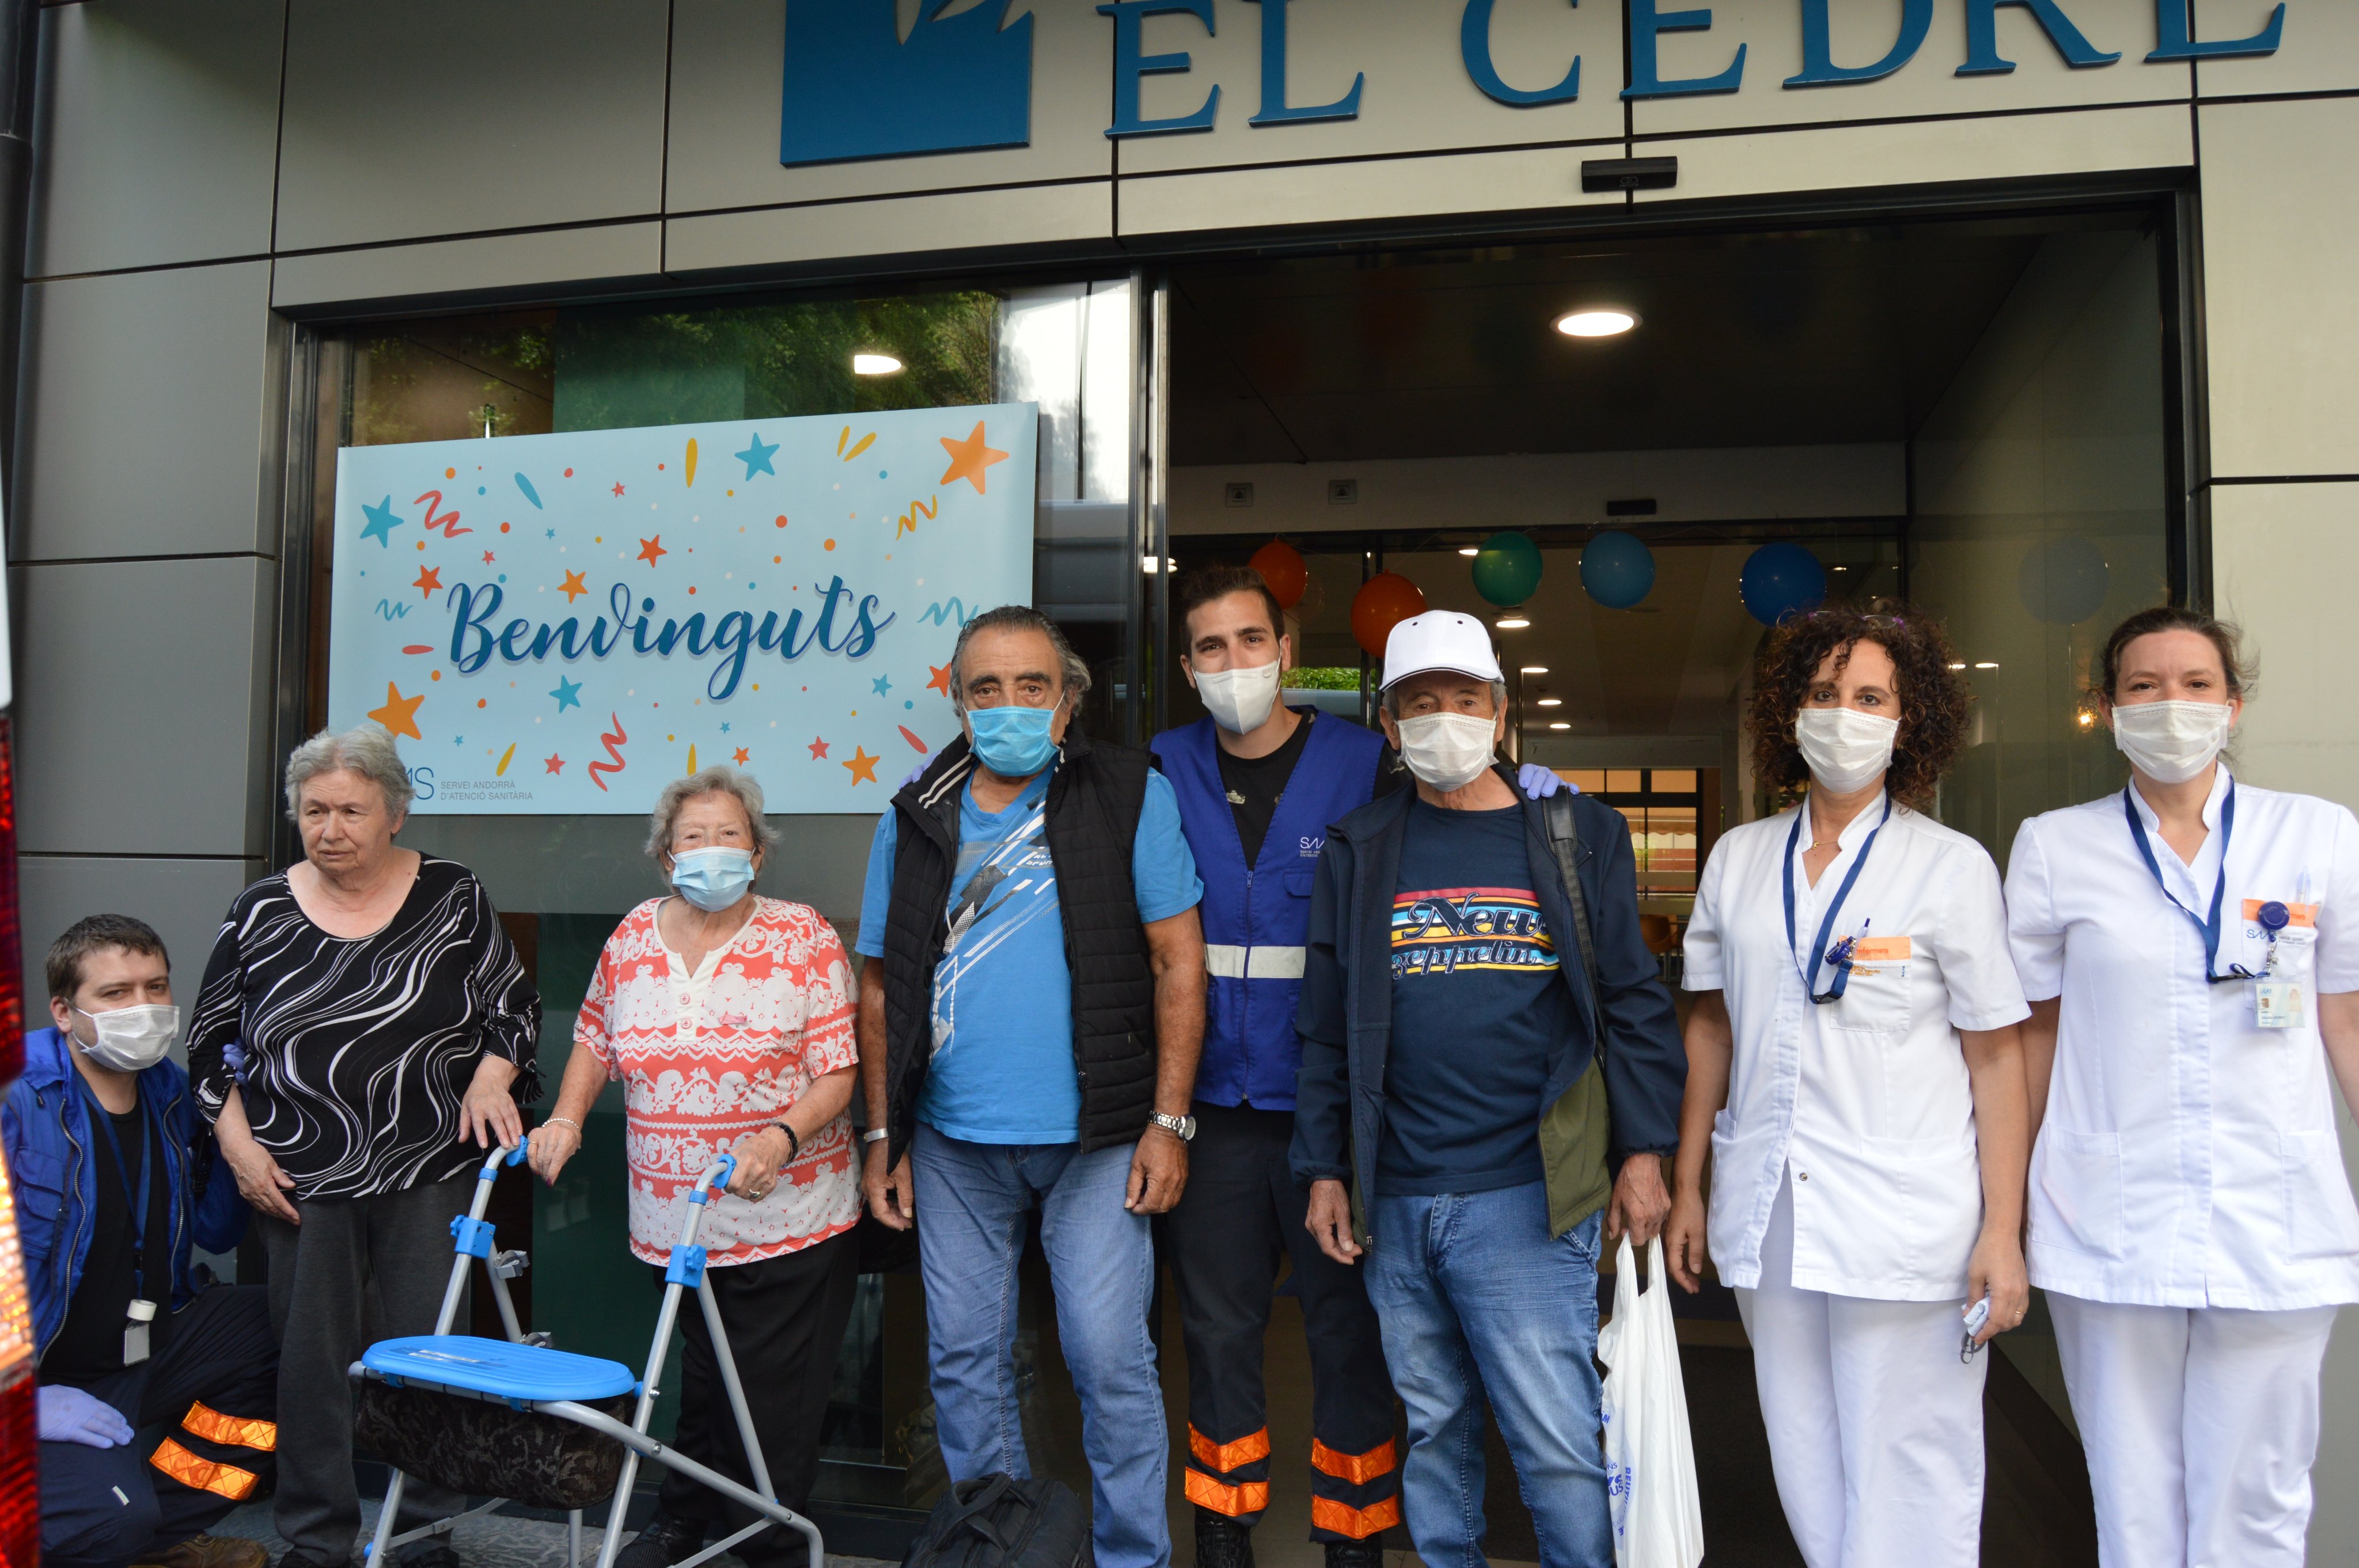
[878,727,1159,1162]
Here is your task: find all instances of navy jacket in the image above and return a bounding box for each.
[1289,766,1686,1239]
[3,1026,247,1358]
[1151,708,1387,1109]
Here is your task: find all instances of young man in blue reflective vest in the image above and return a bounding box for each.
[1151,568,1568,1568]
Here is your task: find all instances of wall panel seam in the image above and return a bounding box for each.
[1629,97,2193,147]
[18,552,277,567]
[26,252,273,286]
[666,175,1114,223]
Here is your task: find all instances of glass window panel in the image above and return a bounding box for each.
[1651,769,1698,794]
[1607,769,1644,794]
[1567,769,1607,794]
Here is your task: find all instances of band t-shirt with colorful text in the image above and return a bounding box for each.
[1378,799,1571,1197]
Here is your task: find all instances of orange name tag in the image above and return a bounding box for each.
[2243,900,2318,928]
[1852,936,1913,963]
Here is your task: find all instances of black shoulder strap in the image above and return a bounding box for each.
[1543,792,1602,1039]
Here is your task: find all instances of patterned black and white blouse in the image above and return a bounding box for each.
[187,855,541,1199]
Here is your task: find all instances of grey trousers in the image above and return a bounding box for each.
[260,1172,472,1565]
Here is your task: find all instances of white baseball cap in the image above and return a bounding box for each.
[1380,610,1504,691]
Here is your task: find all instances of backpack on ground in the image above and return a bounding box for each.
[901,1474,1092,1568]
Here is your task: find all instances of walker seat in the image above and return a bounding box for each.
[348,1142,821,1568]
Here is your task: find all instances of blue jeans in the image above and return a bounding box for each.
[1366,1181,1611,1568]
[911,1125,1168,1568]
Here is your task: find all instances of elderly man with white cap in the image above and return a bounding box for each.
[1289,610,1687,1568]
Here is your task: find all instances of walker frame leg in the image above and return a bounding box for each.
[364,1470,407,1565]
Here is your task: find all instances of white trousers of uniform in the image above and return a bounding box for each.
[1731,1171,1988,1568]
[2048,1290,2338,1567]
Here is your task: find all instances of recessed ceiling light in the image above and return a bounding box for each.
[1458,546,1479,557]
[1947,662,1967,670]
[2077,712,2094,727]
[1496,613,1531,629]
[853,352,903,375]
[1975,662,2000,670]
[1537,697,1562,707]
[1521,665,1549,674]
[1549,722,1571,731]
[1554,308,1640,338]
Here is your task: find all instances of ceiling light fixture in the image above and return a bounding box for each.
[1458,546,1480,557]
[1549,722,1572,731]
[1495,611,1531,629]
[1947,662,1967,670]
[1554,307,1640,338]
[1975,662,2000,670]
[1537,697,1563,708]
[1521,665,1549,675]
[853,352,903,375]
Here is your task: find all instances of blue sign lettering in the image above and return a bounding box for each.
[1626,1,1748,99]
[1959,0,2122,75]
[1102,0,1222,138]
[1245,0,1363,126]
[2149,0,2285,61]
[1786,0,1932,87]
[1460,0,1581,108]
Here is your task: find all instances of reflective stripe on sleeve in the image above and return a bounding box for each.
[1185,1469,1272,1517]
[181,1401,278,1452]
[1205,945,1307,980]
[1190,1425,1273,1474]
[1311,1495,1402,1539]
[150,1438,259,1500]
[1310,1436,1397,1485]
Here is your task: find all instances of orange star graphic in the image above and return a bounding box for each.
[733,747,750,765]
[844,746,881,785]
[926,663,953,696]
[558,569,589,603]
[412,565,442,599]
[369,682,426,741]
[938,422,1008,495]
[544,754,566,774]
[807,736,830,760]
[638,536,667,566]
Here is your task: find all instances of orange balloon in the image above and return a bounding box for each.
[1351,572,1427,658]
[1248,540,1310,609]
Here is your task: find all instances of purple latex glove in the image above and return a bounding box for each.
[1518,762,1576,800]
[897,759,930,790]
[38,1384,134,1448]
[223,1039,249,1084]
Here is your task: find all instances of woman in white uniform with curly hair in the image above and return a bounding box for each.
[2006,605,2359,1566]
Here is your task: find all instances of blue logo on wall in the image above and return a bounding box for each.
[781,0,1033,166]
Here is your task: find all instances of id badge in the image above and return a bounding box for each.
[2257,979,2307,1030]
[123,1298,154,1365]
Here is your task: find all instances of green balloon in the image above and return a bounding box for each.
[1472,530,1544,606]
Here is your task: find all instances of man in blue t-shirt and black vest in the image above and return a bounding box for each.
[1151,570,1573,1568]
[856,604,1208,1568]
[1291,610,1687,1568]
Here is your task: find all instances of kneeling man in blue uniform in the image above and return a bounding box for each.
[9,916,276,1568]
[1291,612,1687,1568]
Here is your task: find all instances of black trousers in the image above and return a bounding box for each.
[1163,1102,1400,1542]
[40,1284,280,1568]
[655,1229,859,1568]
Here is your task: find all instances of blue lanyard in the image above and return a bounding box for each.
[2123,777,2256,985]
[1783,796,1893,1004]
[82,1079,157,1301]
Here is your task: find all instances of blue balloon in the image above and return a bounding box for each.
[1580,530,1656,609]
[1740,542,1828,626]
[2018,535,2110,625]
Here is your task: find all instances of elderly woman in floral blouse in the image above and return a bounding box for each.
[530,765,859,1568]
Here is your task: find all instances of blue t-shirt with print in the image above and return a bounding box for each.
[855,765,1203,1145]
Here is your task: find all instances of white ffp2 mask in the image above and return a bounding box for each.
[1193,660,1282,735]
[1795,708,1898,794]
[73,1004,179,1073]
[1394,712,1498,792]
[2111,700,2233,785]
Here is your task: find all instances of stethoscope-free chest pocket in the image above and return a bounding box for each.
[1827,936,1913,1035]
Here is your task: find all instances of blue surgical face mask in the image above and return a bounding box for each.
[670,846,756,912]
[966,703,1060,778]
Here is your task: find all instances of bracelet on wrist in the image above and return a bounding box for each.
[772,1121,801,1163]
[545,1116,582,1134]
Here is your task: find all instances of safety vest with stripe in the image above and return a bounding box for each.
[1151,708,1387,1110]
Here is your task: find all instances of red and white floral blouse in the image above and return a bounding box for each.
[577,895,861,1266]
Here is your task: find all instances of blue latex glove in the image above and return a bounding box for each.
[38,1384,134,1448]
[1518,762,1576,800]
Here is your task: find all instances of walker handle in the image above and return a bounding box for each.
[692,1153,737,1199]
[476,1134,533,1180]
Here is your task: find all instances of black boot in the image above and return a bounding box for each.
[1323,1539,1385,1568]
[1194,1509,1256,1568]
[615,1510,706,1568]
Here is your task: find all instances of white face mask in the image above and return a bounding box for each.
[1394,712,1499,793]
[1193,659,1283,735]
[1795,708,1899,794]
[72,1003,179,1073]
[2111,699,2233,785]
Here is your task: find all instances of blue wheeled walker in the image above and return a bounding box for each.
[347,1137,822,1568]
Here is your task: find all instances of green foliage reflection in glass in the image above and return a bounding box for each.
[1283,667,1361,690]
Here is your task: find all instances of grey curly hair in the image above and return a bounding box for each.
[645,765,783,861]
[947,604,1093,712]
[285,725,415,822]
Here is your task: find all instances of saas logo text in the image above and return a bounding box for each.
[781,0,1033,167]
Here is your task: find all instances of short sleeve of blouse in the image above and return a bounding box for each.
[1683,835,1729,991]
[794,910,859,1080]
[2004,818,2066,1004]
[2312,803,2359,994]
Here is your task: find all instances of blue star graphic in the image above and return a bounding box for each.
[720,723,731,734]
[545,527,556,539]
[872,674,893,696]
[735,432,780,480]
[550,677,583,713]
[359,495,404,548]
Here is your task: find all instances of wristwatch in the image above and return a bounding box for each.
[1149,1111,1197,1142]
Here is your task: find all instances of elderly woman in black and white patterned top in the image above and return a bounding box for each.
[187,724,539,1568]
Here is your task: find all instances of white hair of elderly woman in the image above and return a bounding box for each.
[283,724,416,822]
[645,765,783,860]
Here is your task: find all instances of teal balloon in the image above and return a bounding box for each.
[1740,542,1827,626]
[1580,530,1656,609]
[1471,530,1545,606]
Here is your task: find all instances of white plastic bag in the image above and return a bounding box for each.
[1596,1233,1705,1568]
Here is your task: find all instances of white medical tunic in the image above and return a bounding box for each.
[1685,797,2030,1301]
[2006,770,2359,1311]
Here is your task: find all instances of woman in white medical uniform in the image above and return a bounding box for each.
[1663,605,2032,1568]
[2006,605,2359,1566]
